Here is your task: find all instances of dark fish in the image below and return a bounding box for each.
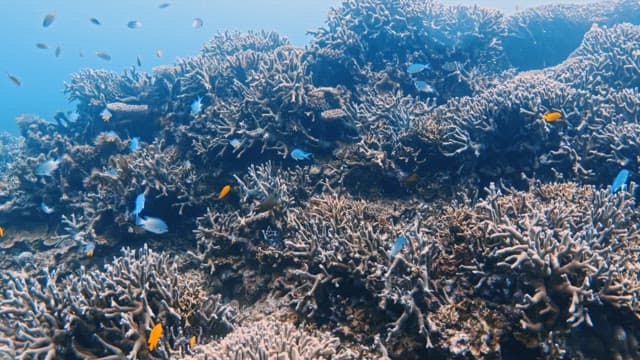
[36,43,48,49]
[127,20,142,29]
[42,12,56,27]
[255,194,278,213]
[90,17,101,25]
[136,56,142,67]
[158,2,170,8]
[55,46,61,57]
[7,73,21,86]
[96,51,111,61]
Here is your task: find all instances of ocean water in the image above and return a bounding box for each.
[2,0,640,359]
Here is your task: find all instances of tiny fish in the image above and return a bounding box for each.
[55,45,61,58]
[127,20,142,29]
[414,80,435,93]
[137,216,168,234]
[403,173,419,184]
[611,169,630,194]
[42,12,56,27]
[218,185,231,199]
[290,148,312,161]
[192,18,203,29]
[35,158,61,176]
[148,323,163,351]
[36,43,48,49]
[0,226,4,237]
[96,51,111,61]
[156,49,163,57]
[256,194,278,213]
[189,335,196,348]
[132,193,145,217]
[136,56,142,67]
[79,50,84,57]
[89,17,101,25]
[67,111,79,122]
[106,168,119,179]
[388,235,407,259]
[84,242,95,257]
[406,63,429,74]
[190,96,203,116]
[40,202,54,214]
[100,108,112,122]
[542,111,563,122]
[158,2,171,8]
[229,138,241,149]
[130,137,140,152]
[7,73,21,86]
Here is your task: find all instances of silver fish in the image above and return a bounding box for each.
[35,158,61,176]
[43,12,56,27]
[136,216,168,234]
[192,18,203,29]
[96,51,111,61]
[127,20,142,29]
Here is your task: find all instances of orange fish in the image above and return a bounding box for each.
[0,226,4,237]
[189,335,196,348]
[542,111,563,122]
[218,185,231,199]
[403,173,419,184]
[148,323,163,352]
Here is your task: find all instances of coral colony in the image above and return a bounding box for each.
[1,0,640,358]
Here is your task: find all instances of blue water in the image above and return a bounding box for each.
[0,0,340,134]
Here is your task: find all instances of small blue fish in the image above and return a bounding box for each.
[388,235,407,259]
[35,158,61,176]
[84,241,96,256]
[291,148,312,161]
[100,108,112,122]
[191,96,203,116]
[414,81,436,93]
[406,63,430,74]
[136,216,168,234]
[106,168,119,178]
[132,193,145,218]
[130,137,140,152]
[40,202,54,214]
[611,169,630,194]
[230,138,241,149]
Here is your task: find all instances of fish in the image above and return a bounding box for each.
[79,50,84,57]
[127,20,142,29]
[35,158,61,176]
[40,202,54,214]
[100,108,112,122]
[414,80,436,93]
[148,323,163,351]
[611,169,630,194]
[158,2,171,8]
[290,148,312,161]
[403,173,419,184]
[0,227,4,237]
[55,46,61,58]
[106,168,119,179]
[136,56,142,67]
[255,194,278,213]
[229,138,241,149]
[67,111,79,122]
[189,335,196,348]
[96,51,111,61]
[192,18,203,29]
[388,235,407,259]
[102,131,119,142]
[84,242,95,257]
[406,63,429,74]
[130,137,140,152]
[218,185,231,199]
[42,12,56,27]
[7,73,21,86]
[89,17,101,25]
[542,111,563,122]
[190,96,203,116]
[36,43,48,49]
[137,216,168,234]
[156,49,163,57]
[132,193,145,218]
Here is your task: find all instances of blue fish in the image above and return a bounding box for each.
[406,63,429,74]
[35,158,61,176]
[130,137,140,152]
[611,169,630,194]
[136,216,168,234]
[83,241,96,256]
[388,235,407,259]
[132,193,145,218]
[190,96,203,116]
[106,168,119,178]
[40,202,54,214]
[290,148,312,161]
[414,81,436,93]
[230,138,241,149]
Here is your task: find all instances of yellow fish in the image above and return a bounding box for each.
[189,335,196,348]
[0,226,4,237]
[148,323,163,351]
[100,108,112,122]
[542,111,563,122]
[218,185,231,199]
